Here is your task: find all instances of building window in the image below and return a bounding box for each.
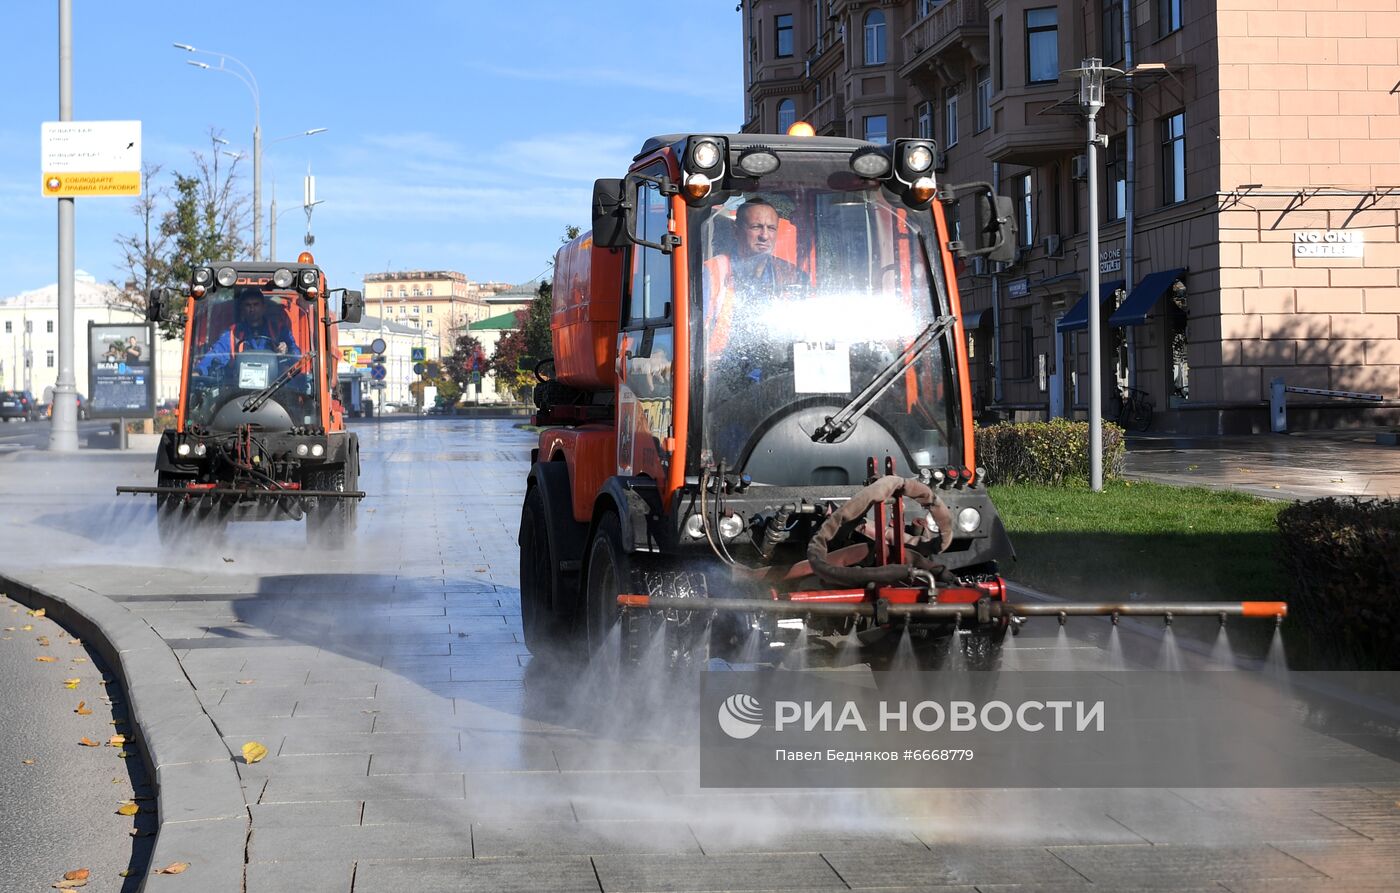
[863,10,886,65]
[426,320,434,329]
[976,67,992,132]
[3,321,9,333]
[399,287,407,297]
[1026,7,1058,84]
[1018,309,1035,380]
[1160,111,1186,205]
[426,304,433,313]
[946,198,962,244]
[1017,171,1033,247]
[1102,0,1124,64]
[412,305,419,315]
[25,321,31,334]
[1158,0,1182,37]
[1106,133,1126,221]
[863,114,888,144]
[46,320,54,333]
[943,86,959,148]
[775,13,794,57]
[916,101,933,140]
[777,98,797,133]
[425,285,433,296]
[46,350,55,368]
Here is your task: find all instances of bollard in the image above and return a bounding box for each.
[1270,378,1287,433]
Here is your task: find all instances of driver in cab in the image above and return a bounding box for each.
[196,287,301,376]
[703,198,802,361]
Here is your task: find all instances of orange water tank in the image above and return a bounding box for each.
[551,232,624,391]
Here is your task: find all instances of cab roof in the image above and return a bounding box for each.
[635,133,874,161]
[207,261,322,273]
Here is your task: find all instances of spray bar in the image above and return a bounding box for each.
[617,594,1287,624]
[116,486,366,499]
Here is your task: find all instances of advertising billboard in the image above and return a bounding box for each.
[88,322,155,418]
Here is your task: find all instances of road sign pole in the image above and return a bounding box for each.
[50,0,79,453]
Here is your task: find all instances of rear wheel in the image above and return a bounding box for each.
[584,512,628,657]
[519,487,575,657]
[306,463,358,548]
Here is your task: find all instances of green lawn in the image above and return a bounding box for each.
[988,480,1289,602]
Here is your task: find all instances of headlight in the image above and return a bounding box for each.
[909,176,937,205]
[718,513,745,540]
[903,143,934,174]
[682,513,706,540]
[683,173,712,200]
[850,147,891,178]
[736,147,780,177]
[295,443,309,457]
[193,443,207,457]
[176,442,192,457]
[215,267,237,287]
[272,268,294,288]
[956,507,982,534]
[297,269,319,295]
[310,444,325,457]
[688,138,722,174]
[192,267,213,287]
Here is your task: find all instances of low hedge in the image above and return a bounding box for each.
[974,419,1126,485]
[1276,497,1400,669]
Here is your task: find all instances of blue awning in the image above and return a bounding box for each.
[1055,279,1125,332]
[961,307,991,330]
[1109,268,1187,327]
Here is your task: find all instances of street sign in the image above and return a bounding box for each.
[370,363,387,381]
[42,120,142,197]
[342,346,360,365]
[411,347,427,362]
[413,362,425,375]
[370,381,386,390]
[370,337,387,354]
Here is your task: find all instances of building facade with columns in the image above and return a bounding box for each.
[740,0,1400,431]
[361,271,514,356]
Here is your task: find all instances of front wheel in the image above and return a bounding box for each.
[584,512,628,657]
[306,464,358,548]
[519,487,576,657]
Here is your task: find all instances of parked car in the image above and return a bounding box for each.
[0,390,39,422]
[45,392,90,420]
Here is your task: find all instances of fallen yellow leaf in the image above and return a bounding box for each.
[241,741,269,764]
[75,701,91,716]
[35,656,56,662]
[21,624,33,631]
[37,636,50,646]
[28,608,45,617]
[2,626,14,631]
[155,862,189,875]
[52,879,87,890]
[21,759,35,765]
[107,734,126,747]
[63,870,89,882]
[236,679,255,685]
[72,657,88,664]
[77,737,99,747]
[116,802,139,816]
[64,678,81,689]
[68,639,82,646]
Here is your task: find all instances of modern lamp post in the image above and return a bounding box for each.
[1067,57,1121,493]
[175,44,262,260]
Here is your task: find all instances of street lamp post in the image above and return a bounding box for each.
[1068,57,1120,493]
[176,44,261,260]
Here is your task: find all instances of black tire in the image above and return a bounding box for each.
[584,512,629,657]
[519,487,575,656]
[306,464,357,548]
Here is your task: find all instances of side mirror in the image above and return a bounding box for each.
[592,178,627,248]
[342,289,364,324]
[973,190,1018,265]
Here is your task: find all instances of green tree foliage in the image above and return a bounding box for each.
[441,332,486,395]
[109,131,247,339]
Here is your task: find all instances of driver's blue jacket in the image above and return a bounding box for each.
[196,322,301,375]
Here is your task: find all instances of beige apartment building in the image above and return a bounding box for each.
[741,0,1400,432]
[362,271,513,355]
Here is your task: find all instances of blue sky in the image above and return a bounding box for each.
[0,2,743,297]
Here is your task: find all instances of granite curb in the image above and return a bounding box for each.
[1,571,249,892]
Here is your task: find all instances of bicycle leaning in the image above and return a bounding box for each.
[1114,386,1154,432]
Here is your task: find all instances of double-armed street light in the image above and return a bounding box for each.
[174,44,327,261]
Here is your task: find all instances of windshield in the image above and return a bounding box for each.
[692,154,958,486]
[183,285,318,430]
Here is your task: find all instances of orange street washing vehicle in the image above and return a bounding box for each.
[519,129,1285,668]
[117,253,366,547]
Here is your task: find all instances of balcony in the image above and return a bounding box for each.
[806,26,844,80]
[808,93,846,136]
[982,85,1083,165]
[899,0,989,80]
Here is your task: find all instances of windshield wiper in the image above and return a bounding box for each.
[809,316,956,444]
[241,356,309,413]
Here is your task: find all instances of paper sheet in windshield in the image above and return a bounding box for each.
[239,361,270,390]
[793,341,851,394]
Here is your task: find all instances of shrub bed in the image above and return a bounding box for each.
[975,419,1125,485]
[1276,497,1400,669]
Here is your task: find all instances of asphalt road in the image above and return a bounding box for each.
[0,417,1397,892]
[0,595,153,893]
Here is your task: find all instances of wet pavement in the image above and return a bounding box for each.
[1,417,1399,891]
[1124,430,1400,501]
